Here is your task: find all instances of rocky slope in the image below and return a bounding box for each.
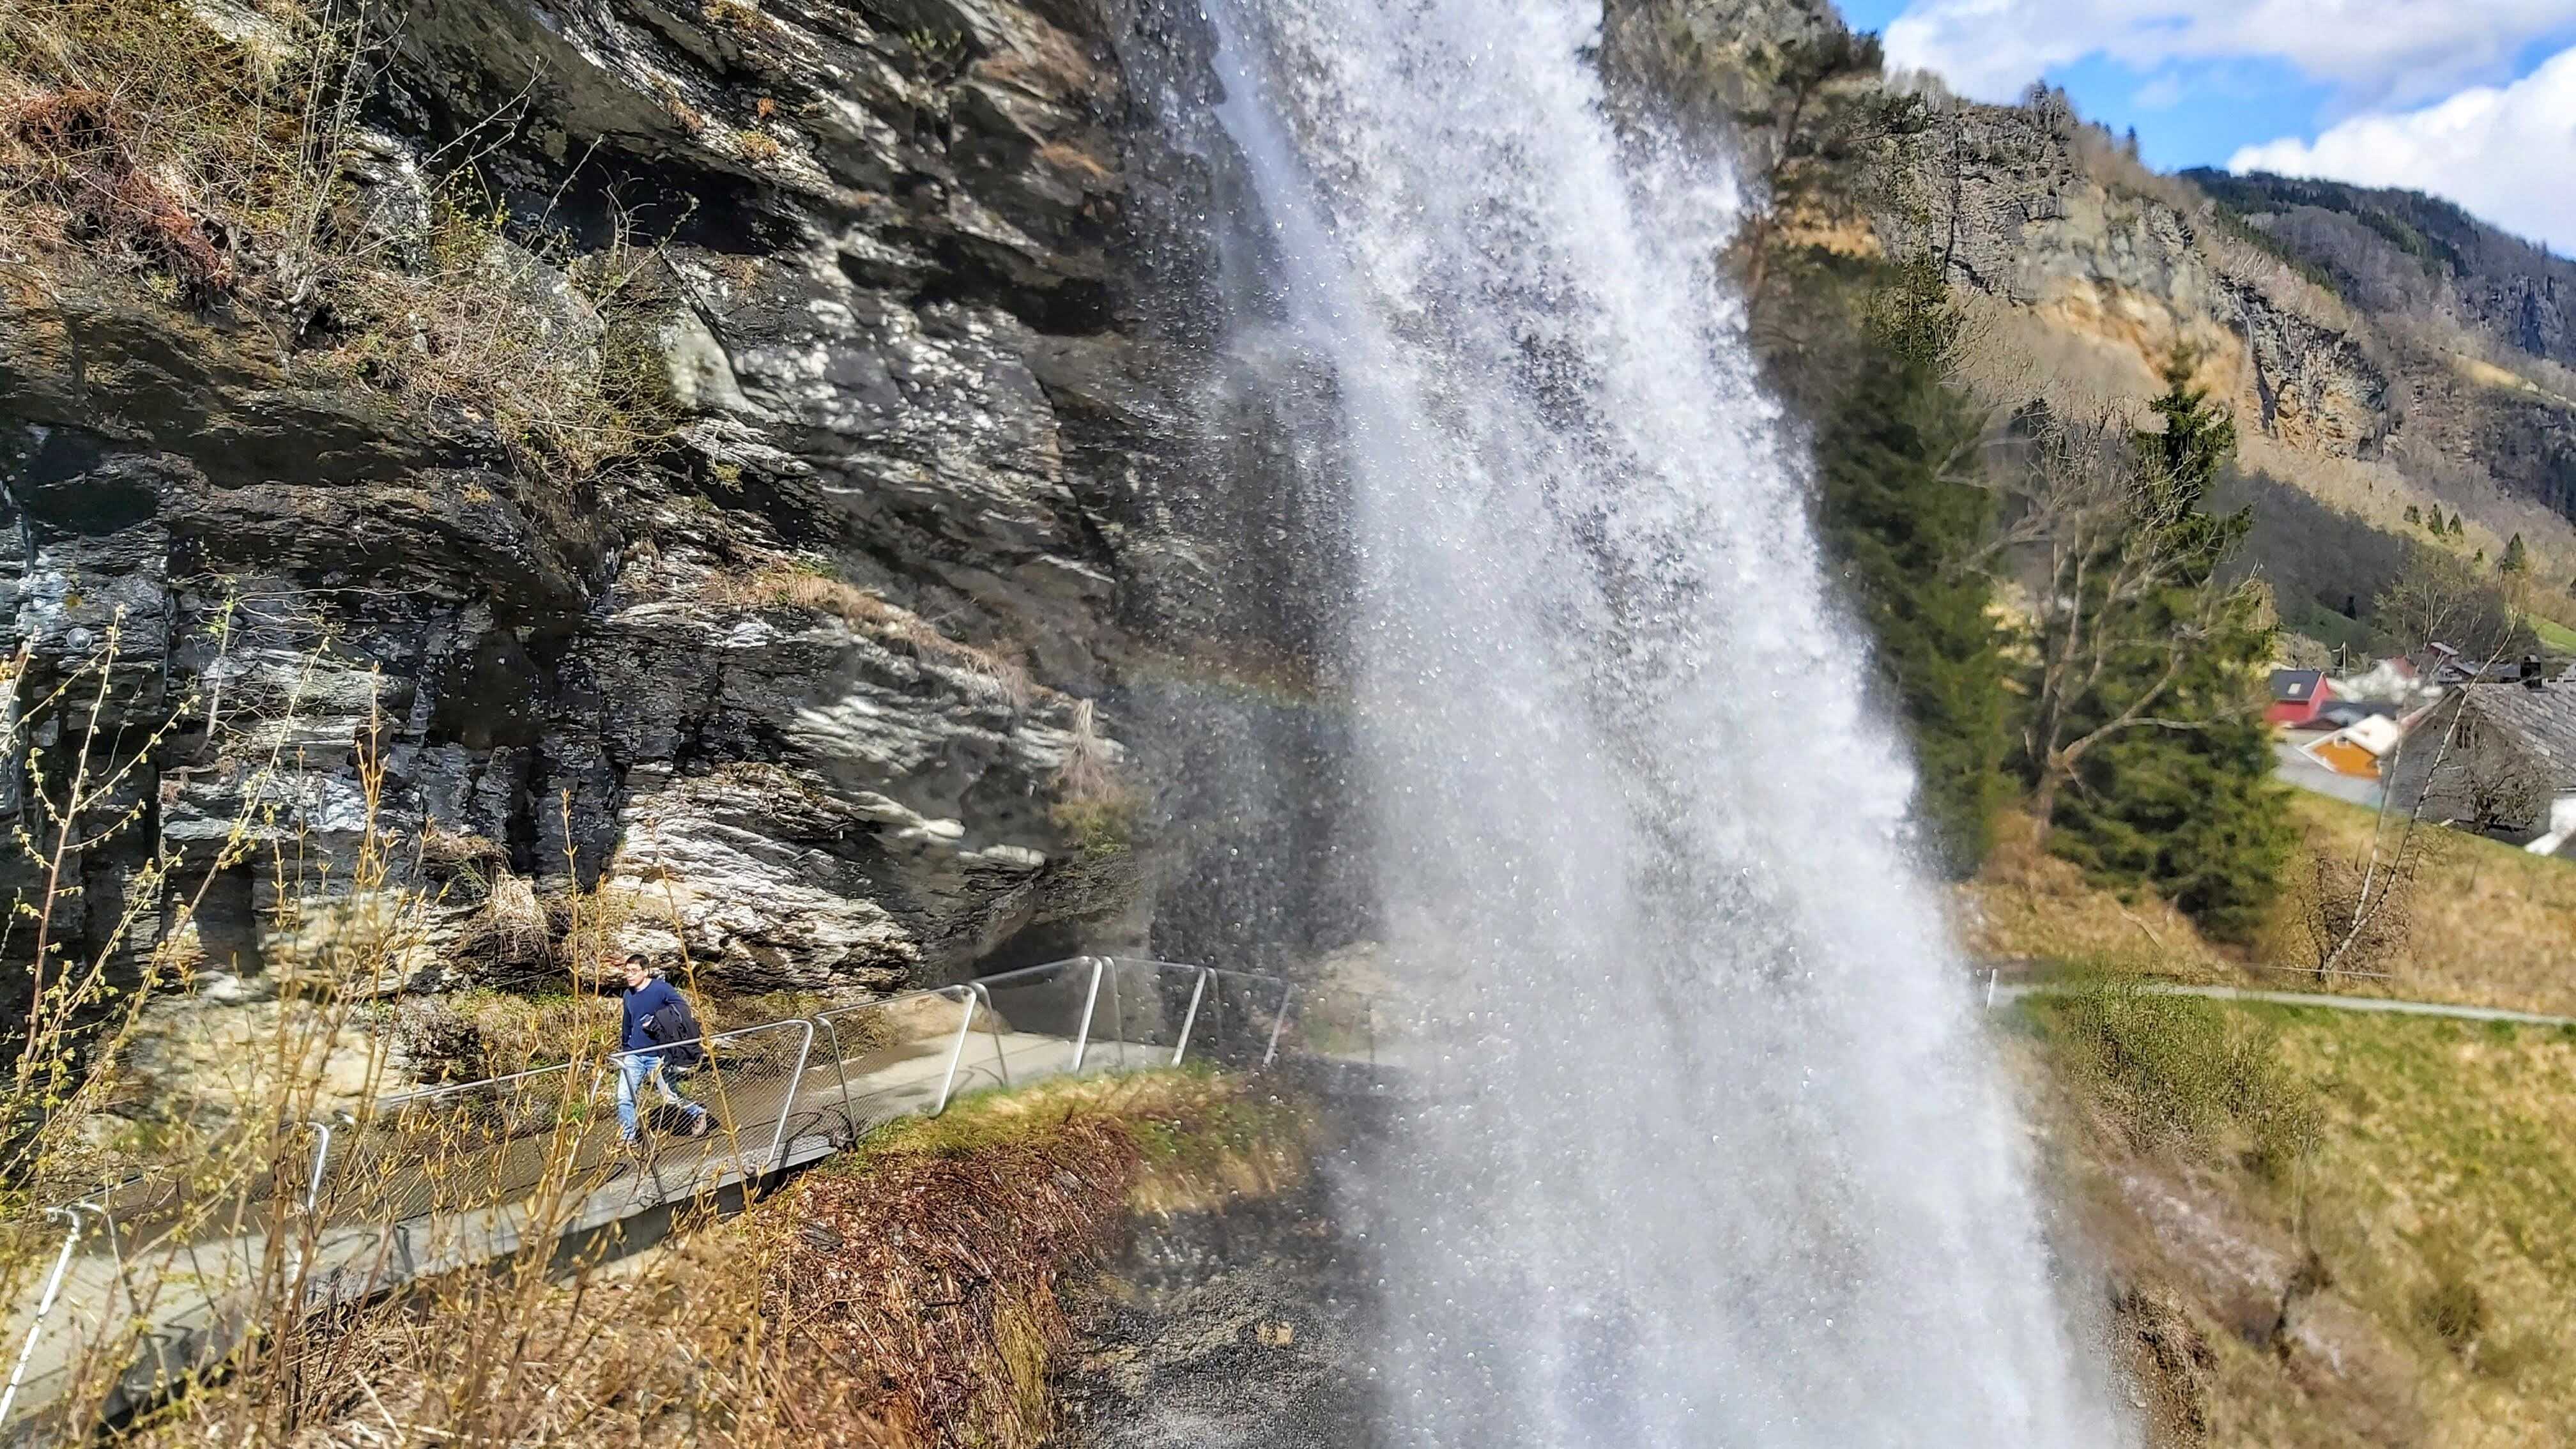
[1057,1176,1379,1449]
[1611,0,2576,591]
[0,0,1317,1097]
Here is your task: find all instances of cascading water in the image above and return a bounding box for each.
[1193,1,2130,1443]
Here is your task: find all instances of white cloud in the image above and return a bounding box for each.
[1883,1,2576,108]
[2129,73,2186,110]
[2227,45,2576,249]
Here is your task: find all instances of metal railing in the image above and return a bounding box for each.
[0,955,1384,1436]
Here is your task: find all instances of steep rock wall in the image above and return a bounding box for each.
[0,0,1262,1036]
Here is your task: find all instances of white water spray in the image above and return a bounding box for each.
[1199,1,2128,1443]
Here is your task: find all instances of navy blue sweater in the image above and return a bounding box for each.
[621,978,686,1054]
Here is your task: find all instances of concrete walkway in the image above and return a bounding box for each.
[1995,979,2576,1029]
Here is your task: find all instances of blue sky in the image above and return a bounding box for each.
[1835,1,2576,250]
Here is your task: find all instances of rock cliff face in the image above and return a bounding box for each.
[0,0,1276,1054]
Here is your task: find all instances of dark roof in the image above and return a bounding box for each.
[2316,700,2396,726]
[2269,669,2322,702]
[2458,684,2576,790]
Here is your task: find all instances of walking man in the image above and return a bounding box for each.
[617,954,711,1145]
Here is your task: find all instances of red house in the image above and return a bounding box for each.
[2267,668,2336,728]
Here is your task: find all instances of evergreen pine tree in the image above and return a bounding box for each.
[2404,505,2422,526]
[1812,259,2009,875]
[2502,533,2528,575]
[2039,358,2292,940]
[2449,511,2465,536]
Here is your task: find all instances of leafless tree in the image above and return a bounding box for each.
[1978,404,2265,830]
[2308,638,2520,979]
[2446,733,2549,834]
[2292,823,2451,980]
[2371,545,2529,661]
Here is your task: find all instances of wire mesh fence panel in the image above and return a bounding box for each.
[969,958,1106,1087]
[1275,986,1389,1067]
[617,1019,816,1183]
[835,1081,949,1144]
[1194,968,1301,1068]
[321,1062,601,1229]
[0,1211,112,1437]
[813,988,992,1138]
[1085,958,1186,1068]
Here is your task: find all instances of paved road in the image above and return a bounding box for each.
[1995,978,2576,1028]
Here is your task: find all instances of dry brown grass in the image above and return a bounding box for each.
[1958,810,2230,978]
[709,565,1041,711]
[0,0,682,486]
[1,87,232,295]
[2265,792,2576,1016]
[0,0,315,295]
[114,1070,1315,1448]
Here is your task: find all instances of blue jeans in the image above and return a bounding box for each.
[615,1054,705,1140]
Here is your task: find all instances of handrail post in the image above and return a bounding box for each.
[1107,960,1127,1070]
[1,1206,85,1426]
[1170,967,1211,1067]
[821,1012,857,1138]
[1069,957,1105,1073]
[764,1021,817,1174]
[304,1120,335,1213]
[1261,981,1296,1070]
[1985,968,1997,1011]
[935,989,978,1115]
[971,983,1010,1088]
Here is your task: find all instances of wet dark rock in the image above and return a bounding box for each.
[1059,1181,1382,1449]
[0,0,1264,1039]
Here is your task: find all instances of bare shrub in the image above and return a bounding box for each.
[2292,850,2414,979]
[471,866,548,963]
[2035,977,2318,1183]
[1048,698,1139,861]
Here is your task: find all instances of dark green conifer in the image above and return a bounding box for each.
[2040,358,2291,941]
[1811,258,2009,875]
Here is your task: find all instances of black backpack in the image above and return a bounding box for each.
[644,993,707,1070]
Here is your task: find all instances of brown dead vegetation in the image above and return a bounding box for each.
[3,88,233,295]
[709,565,1043,712]
[115,1071,1313,1449]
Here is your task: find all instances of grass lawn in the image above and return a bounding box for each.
[1962,796,2576,1018]
[2020,988,2576,1446]
[2527,613,2576,655]
[2271,792,2576,1017]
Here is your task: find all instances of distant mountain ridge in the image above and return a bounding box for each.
[1606,0,2576,591]
[2183,168,2576,372]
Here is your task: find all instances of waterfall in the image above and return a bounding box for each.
[1194,0,2129,1443]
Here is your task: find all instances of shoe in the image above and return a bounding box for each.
[687,1113,712,1139]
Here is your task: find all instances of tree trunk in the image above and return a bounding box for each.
[2029,767,2062,843]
